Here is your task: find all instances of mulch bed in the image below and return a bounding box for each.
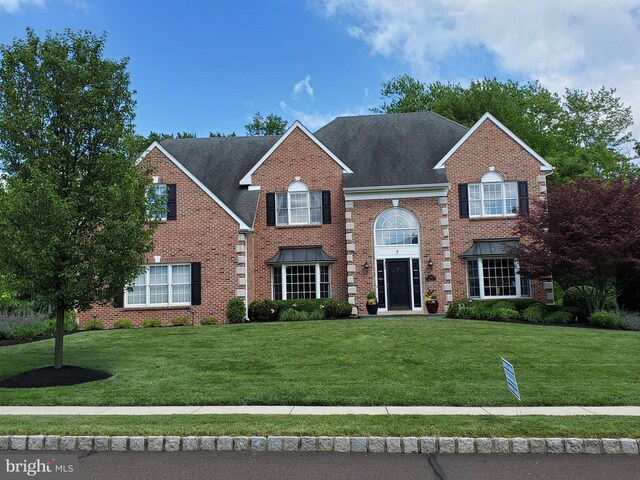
[0,330,82,348]
[0,365,111,388]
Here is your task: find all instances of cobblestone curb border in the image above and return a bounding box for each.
[2,436,639,454]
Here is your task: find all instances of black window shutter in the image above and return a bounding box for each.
[518,181,529,214]
[113,289,124,308]
[266,193,276,226]
[322,190,331,224]
[191,262,201,305]
[459,183,469,218]
[167,184,177,220]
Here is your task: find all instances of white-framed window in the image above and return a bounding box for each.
[374,208,419,246]
[466,257,531,299]
[468,171,518,218]
[272,264,331,300]
[125,264,191,307]
[147,184,167,221]
[275,181,322,226]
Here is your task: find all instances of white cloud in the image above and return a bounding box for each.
[319,0,640,138]
[0,0,44,13]
[293,75,315,99]
[280,99,374,130]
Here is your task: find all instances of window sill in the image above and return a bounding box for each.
[274,224,324,229]
[122,305,192,311]
[468,215,518,221]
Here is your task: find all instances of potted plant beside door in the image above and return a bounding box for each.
[366,291,379,315]
[425,289,439,314]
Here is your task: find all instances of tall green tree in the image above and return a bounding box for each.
[0,29,155,369]
[374,75,638,181]
[245,111,288,136]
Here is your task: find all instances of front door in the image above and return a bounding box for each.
[386,259,411,310]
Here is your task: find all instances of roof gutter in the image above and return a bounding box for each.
[343,183,450,201]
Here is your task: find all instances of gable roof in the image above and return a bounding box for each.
[315,112,468,188]
[239,121,353,185]
[158,135,280,228]
[433,112,554,171]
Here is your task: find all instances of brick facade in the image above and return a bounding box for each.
[79,115,551,328]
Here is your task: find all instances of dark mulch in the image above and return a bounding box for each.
[0,330,82,348]
[0,366,111,388]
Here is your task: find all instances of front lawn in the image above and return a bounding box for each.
[0,318,638,406]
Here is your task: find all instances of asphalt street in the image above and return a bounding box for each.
[62,451,640,480]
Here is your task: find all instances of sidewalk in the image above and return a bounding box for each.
[0,405,638,416]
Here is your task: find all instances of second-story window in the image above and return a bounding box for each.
[276,181,322,226]
[459,172,528,219]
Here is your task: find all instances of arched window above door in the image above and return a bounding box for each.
[374,208,419,246]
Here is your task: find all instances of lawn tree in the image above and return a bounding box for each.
[245,111,288,136]
[374,76,638,182]
[0,29,155,369]
[514,178,640,314]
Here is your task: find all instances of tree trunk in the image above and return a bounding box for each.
[54,304,65,369]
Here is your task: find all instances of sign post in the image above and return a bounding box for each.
[501,357,521,401]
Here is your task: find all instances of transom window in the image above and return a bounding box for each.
[375,208,419,246]
[125,264,191,307]
[276,181,322,226]
[466,258,530,299]
[147,184,167,221]
[272,264,331,300]
[468,172,518,218]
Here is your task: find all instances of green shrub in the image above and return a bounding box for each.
[563,286,617,321]
[114,318,133,329]
[512,299,539,312]
[171,316,189,326]
[248,300,279,322]
[84,319,104,330]
[445,298,473,318]
[589,310,623,329]
[226,297,246,323]
[143,318,162,328]
[490,308,519,321]
[321,299,352,319]
[561,307,580,322]
[522,303,547,323]
[553,282,565,305]
[465,301,494,320]
[491,300,517,310]
[307,309,326,321]
[618,311,640,331]
[279,308,309,322]
[200,316,217,325]
[545,311,573,324]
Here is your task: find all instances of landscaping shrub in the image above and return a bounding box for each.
[463,301,493,320]
[589,311,623,329]
[511,299,539,312]
[321,298,352,319]
[143,318,162,328]
[563,286,617,321]
[553,282,565,305]
[0,309,52,339]
[114,318,133,329]
[445,298,473,318]
[200,316,217,325]
[248,300,278,322]
[522,303,547,323]
[307,309,326,321]
[84,319,104,330]
[489,307,519,321]
[490,300,517,310]
[226,297,246,323]
[171,316,190,326]
[618,311,640,331]
[545,311,573,324]
[279,308,309,322]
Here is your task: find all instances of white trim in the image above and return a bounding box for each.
[239,121,353,186]
[271,263,331,300]
[247,185,261,191]
[433,113,554,171]
[345,187,449,201]
[124,263,192,308]
[137,142,252,231]
[465,257,531,300]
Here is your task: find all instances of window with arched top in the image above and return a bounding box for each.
[374,208,419,246]
[275,181,322,225]
[467,171,518,217]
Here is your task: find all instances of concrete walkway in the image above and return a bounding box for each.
[0,405,638,416]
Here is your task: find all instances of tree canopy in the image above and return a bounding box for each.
[245,111,288,136]
[0,28,155,368]
[374,75,638,182]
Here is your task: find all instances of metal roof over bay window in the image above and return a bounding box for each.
[266,246,336,265]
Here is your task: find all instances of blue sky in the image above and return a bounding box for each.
[1,0,639,139]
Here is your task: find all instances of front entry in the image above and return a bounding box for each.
[386,259,412,310]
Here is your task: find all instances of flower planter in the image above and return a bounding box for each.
[426,301,439,314]
[366,303,379,315]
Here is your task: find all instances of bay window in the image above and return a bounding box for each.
[272,264,331,300]
[466,257,530,299]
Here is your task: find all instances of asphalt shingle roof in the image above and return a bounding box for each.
[315,112,468,188]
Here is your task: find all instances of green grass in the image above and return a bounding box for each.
[0,318,638,406]
[0,415,638,438]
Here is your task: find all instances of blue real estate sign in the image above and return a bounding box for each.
[501,357,521,401]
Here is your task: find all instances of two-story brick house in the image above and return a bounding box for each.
[80,111,554,328]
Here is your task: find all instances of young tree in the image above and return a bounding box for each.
[0,29,155,369]
[245,111,288,136]
[514,178,640,314]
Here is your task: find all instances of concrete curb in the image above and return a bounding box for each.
[2,435,639,454]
